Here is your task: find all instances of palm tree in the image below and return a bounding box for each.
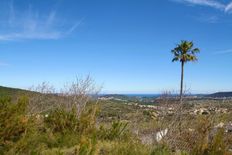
[171,40,200,104]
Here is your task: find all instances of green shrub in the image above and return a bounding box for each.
[44,107,79,134]
[192,129,227,155]
[150,145,171,155]
[45,104,98,134]
[0,96,32,153]
[104,141,152,155]
[98,121,129,141]
[75,135,98,155]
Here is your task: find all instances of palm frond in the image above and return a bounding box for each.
[171,40,200,63]
[172,57,179,62]
[191,48,200,54]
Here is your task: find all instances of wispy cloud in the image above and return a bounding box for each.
[173,0,232,13]
[65,18,85,35]
[213,49,232,55]
[197,15,219,23]
[178,0,225,10]
[225,2,232,13]
[0,2,82,41]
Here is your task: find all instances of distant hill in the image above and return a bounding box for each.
[99,94,131,101]
[0,86,32,98]
[100,94,128,98]
[206,92,232,98]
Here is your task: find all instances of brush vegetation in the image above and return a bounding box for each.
[0,82,232,154]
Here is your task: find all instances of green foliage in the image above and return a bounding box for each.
[150,145,171,155]
[0,96,32,153]
[171,40,200,63]
[75,136,97,155]
[192,129,227,155]
[0,86,33,100]
[98,121,129,141]
[1,94,232,155]
[6,130,48,154]
[44,108,79,134]
[143,110,151,116]
[99,140,153,155]
[0,95,99,154]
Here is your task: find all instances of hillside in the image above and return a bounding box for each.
[0,86,31,98]
[206,92,232,98]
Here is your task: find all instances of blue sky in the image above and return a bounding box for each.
[0,0,232,94]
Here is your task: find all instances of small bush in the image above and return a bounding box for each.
[150,144,171,155]
[44,107,79,134]
[0,96,33,153]
[109,141,153,155]
[192,128,227,155]
[75,136,98,155]
[98,121,129,141]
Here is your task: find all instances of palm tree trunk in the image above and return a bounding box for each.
[180,61,184,105]
[178,61,184,135]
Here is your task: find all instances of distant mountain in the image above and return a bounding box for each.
[206,92,232,98]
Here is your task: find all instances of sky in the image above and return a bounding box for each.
[0,0,232,94]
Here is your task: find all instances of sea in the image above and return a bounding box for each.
[123,94,161,98]
[99,93,203,98]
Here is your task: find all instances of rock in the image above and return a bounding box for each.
[209,107,216,112]
[156,128,168,142]
[167,111,174,116]
[225,124,232,133]
[188,128,195,132]
[167,108,174,115]
[200,108,210,115]
[36,114,42,119]
[212,108,228,114]
[194,109,199,115]
[194,108,210,115]
[219,108,228,114]
[151,111,159,118]
[168,107,174,111]
[215,122,224,128]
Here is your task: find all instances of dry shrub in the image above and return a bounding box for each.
[27,82,58,114]
[154,90,232,154]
